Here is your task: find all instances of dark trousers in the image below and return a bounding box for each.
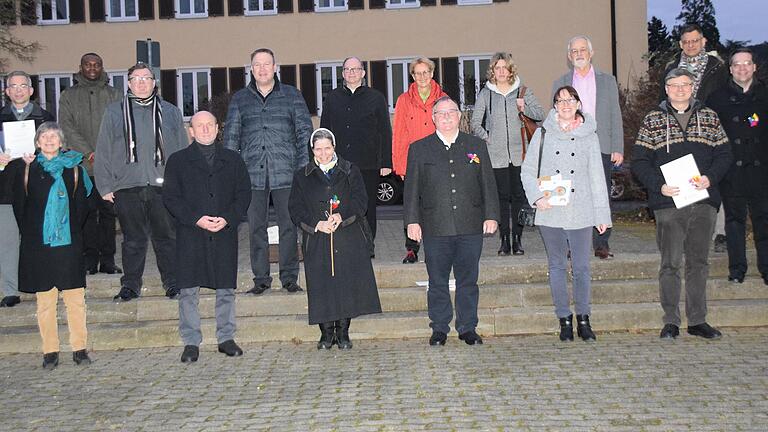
[654,204,716,327]
[247,188,298,287]
[83,178,117,267]
[359,169,378,240]
[539,226,593,318]
[493,164,525,237]
[114,186,176,294]
[723,195,768,279]
[422,234,483,334]
[593,153,613,250]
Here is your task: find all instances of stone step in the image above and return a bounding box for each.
[4,277,766,328]
[24,253,741,301]
[2,299,767,354]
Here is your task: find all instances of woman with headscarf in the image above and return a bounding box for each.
[12,122,93,369]
[289,128,382,350]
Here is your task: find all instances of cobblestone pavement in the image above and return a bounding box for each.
[2,328,766,431]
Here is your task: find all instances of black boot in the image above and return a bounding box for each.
[512,233,524,255]
[559,314,574,341]
[498,234,511,256]
[576,314,596,341]
[317,322,336,350]
[336,318,352,350]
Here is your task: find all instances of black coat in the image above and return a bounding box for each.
[12,158,88,293]
[319,85,393,170]
[162,143,252,290]
[708,79,768,198]
[661,54,728,103]
[403,132,500,237]
[288,157,381,324]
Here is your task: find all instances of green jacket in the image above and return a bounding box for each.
[58,72,122,174]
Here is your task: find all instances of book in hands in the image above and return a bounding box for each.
[538,174,572,206]
[659,153,709,209]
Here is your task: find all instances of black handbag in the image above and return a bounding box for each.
[517,127,546,227]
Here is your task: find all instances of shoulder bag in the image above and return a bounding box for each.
[517,86,538,160]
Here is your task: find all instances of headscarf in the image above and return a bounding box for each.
[122,86,165,166]
[310,128,338,175]
[36,150,93,247]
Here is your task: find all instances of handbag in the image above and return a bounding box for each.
[517,86,538,160]
[517,127,546,227]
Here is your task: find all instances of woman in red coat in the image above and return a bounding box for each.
[392,57,447,264]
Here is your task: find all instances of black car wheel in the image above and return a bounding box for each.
[377,176,402,205]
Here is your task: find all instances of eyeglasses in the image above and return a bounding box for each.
[555,98,578,106]
[666,82,693,90]
[434,109,460,117]
[569,48,589,55]
[8,84,31,90]
[342,67,364,73]
[731,61,755,68]
[681,38,703,46]
[128,76,154,82]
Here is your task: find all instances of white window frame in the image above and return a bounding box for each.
[175,0,208,19]
[107,70,129,94]
[457,0,491,4]
[244,64,281,85]
[386,58,414,113]
[244,0,277,15]
[315,0,347,13]
[106,0,139,22]
[386,0,419,9]
[38,73,74,118]
[37,0,70,25]
[459,55,492,109]
[176,68,212,120]
[315,62,343,116]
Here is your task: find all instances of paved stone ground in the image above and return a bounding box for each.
[2,328,766,431]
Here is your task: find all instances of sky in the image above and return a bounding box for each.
[647,0,768,44]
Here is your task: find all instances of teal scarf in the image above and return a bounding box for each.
[37,151,93,247]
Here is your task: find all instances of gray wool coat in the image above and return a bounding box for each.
[520,110,612,230]
[470,79,545,168]
[552,67,624,156]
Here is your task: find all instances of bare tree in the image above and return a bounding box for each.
[0,0,41,71]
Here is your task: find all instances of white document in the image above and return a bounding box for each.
[659,154,709,208]
[538,174,572,206]
[2,120,36,158]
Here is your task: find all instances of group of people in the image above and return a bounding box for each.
[0,24,764,367]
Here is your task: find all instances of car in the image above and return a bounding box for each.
[377,173,403,205]
[610,164,647,201]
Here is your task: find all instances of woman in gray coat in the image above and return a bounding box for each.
[521,86,611,342]
[471,52,544,256]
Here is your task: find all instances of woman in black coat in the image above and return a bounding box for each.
[288,128,381,350]
[12,122,92,369]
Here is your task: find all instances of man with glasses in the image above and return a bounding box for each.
[403,96,499,346]
[632,68,731,340]
[707,48,768,286]
[95,62,188,302]
[224,48,312,296]
[59,53,123,276]
[320,57,392,251]
[552,35,624,260]
[0,71,55,308]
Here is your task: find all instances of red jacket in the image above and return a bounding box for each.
[392,80,447,176]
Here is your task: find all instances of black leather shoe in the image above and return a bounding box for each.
[498,234,511,256]
[727,274,744,284]
[660,323,679,339]
[283,281,304,293]
[181,345,199,363]
[576,314,596,342]
[86,265,99,275]
[336,318,353,350]
[165,287,180,300]
[429,330,447,346]
[113,286,139,302]
[73,349,92,365]
[317,322,337,350]
[458,330,483,345]
[512,233,524,256]
[246,284,270,295]
[0,295,21,308]
[99,262,123,274]
[687,323,722,339]
[713,234,727,253]
[559,314,574,341]
[42,352,59,370]
[402,249,418,264]
[218,339,243,357]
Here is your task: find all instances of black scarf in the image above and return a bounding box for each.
[122,88,165,166]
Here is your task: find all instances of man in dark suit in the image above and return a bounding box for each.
[403,96,499,346]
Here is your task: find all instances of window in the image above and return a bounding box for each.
[176,69,211,120]
[37,0,69,24]
[107,0,138,21]
[315,0,346,12]
[108,71,129,94]
[459,55,491,108]
[244,65,281,84]
[386,0,418,9]
[244,0,277,15]
[38,74,73,117]
[386,58,413,112]
[315,62,343,116]
[457,0,491,4]
[176,0,207,18]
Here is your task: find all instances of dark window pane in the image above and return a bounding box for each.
[182,72,194,117]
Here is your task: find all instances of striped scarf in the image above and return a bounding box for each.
[678,51,709,98]
[122,88,165,166]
